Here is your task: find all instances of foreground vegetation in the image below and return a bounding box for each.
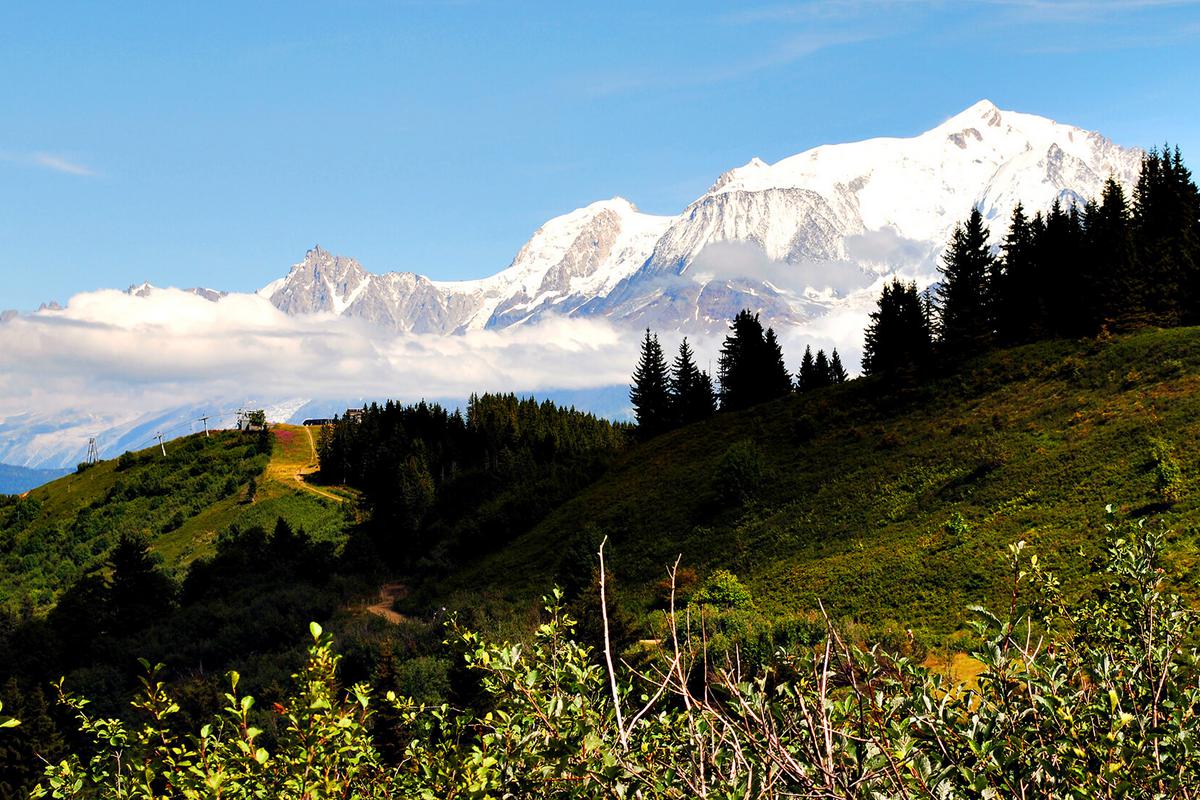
[15,520,1200,798]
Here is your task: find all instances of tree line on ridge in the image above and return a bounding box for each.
[632,146,1200,435]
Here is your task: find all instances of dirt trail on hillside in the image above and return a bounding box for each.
[295,427,345,503]
[265,425,346,504]
[366,583,409,624]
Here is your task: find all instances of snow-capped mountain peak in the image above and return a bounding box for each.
[256,100,1142,334]
[3,101,1155,470]
[935,98,1002,130]
[263,245,374,316]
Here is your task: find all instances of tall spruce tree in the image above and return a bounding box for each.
[718,310,763,411]
[862,279,932,378]
[1133,146,1200,324]
[1040,200,1089,336]
[669,337,699,421]
[996,203,1040,343]
[763,327,794,397]
[630,328,671,437]
[109,533,175,631]
[1084,178,1137,328]
[695,370,718,418]
[814,349,832,388]
[937,207,995,356]
[669,337,715,425]
[796,345,816,392]
[717,311,792,410]
[829,349,849,383]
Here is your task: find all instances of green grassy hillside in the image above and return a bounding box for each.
[438,327,1200,642]
[0,427,346,611]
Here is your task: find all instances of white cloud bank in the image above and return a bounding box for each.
[0,288,641,425]
[0,249,908,466]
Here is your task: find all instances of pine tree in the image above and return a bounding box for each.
[814,349,832,388]
[763,327,794,397]
[718,311,753,410]
[937,207,995,356]
[1084,178,1137,328]
[921,286,937,342]
[1039,200,1089,336]
[718,310,763,411]
[862,279,932,378]
[630,328,671,437]
[695,370,718,418]
[1133,146,1200,324]
[108,533,176,631]
[1170,146,1200,321]
[717,311,791,409]
[668,337,697,420]
[796,345,816,392]
[829,349,849,383]
[669,338,715,425]
[996,203,1040,343]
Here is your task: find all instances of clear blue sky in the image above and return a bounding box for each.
[3,1,1198,310]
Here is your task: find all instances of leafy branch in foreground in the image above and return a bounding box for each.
[15,514,1200,798]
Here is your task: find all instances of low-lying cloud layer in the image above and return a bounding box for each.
[0,288,640,422]
[0,258,893,466]
[689,229,935,298]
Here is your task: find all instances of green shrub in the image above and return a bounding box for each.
[944,511,971,539]
[1150,438,1184,504]
[877,427,904,449]
[1059,354,1085,382]
[394,656,451,705]
[690,568,753,609]
[714,439,764,505]
[972,435,1009,471]
[791,413,818,443]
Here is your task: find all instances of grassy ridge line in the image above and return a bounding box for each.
[160,426,350,564]
[441,328,1200,640]
[264,424,356,505]
[1,427,349,609]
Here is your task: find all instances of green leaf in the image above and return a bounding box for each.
[309,621,323,640]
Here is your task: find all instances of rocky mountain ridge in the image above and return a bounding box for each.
[256,100,1142,333]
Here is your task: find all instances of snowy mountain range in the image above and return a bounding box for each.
[256,99,1141,333]
[0,100,1146,472]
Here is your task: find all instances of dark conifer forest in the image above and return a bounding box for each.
[859,147,1200,382]
[315,393,628,567]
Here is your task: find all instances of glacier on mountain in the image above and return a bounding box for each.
[258,100,1142,334]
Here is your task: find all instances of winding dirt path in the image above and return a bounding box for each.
[266,424,346,504]
[295,427,345,503]
[366,583,409,624]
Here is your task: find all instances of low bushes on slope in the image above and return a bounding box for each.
[20,518,1200,799]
